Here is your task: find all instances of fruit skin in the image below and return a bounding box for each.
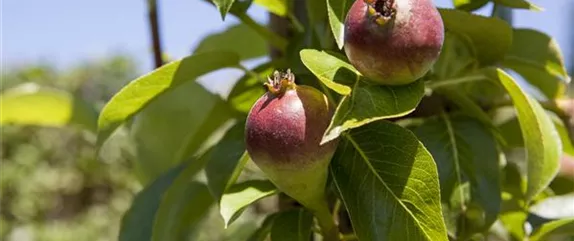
[344,0,444,85]
[245,70,338,209]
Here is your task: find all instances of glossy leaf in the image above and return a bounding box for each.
[212,0,235,20]
[497,110,574,156]
[439,9,512,65]
[300,49,357,95]
[253,0,287,16]
[270,209,313,241]
[503,29,569,98]
[529,218,574,241]
[500,211,528,240]
[494,0,542,11]
[193,24,267,60]
[330,121,448,241]
[530,194,574,219]
[495,69,562,202]
[322,80,425,144]
[415,115,501,236]
[152,182,213,241]
[453,0,489,11]
[205,121,249,202]
[0,83,97,132]
[130,81,234,183]
[97,51,240,146]
[220,180,278,227]
[327,0,353,49]
[118,164,186,241]
[247,214,278,241]
[227,62,273,113]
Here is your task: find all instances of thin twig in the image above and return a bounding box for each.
[147,0,164,68]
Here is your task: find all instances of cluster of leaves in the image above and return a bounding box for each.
[93,0,573,240]
[3,0,574,241]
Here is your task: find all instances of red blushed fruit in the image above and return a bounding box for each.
[245,70,338,208]
[344,0,444,85]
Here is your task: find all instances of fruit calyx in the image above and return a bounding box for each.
[366,0,396,26]
[264,69,296,96]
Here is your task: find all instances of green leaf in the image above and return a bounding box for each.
[307,0,327,27]
[530,194,574,219]
[270,209,313,241]
[212,0,236,20]
[554,114,574,156]
[119,154,210,241]
[130,81,234,183]
[97,51,240,146]
[439,9,512,65]
[452,0,489,11]
[204,0,285,51]
[495,69,562,202]
[530,218,574,241]
[234,13,288,52]
[118,164,186,241]
[436,87,493,128]
[497,116,524,148]
[322,80,425,144]
[0,83,97,132]
[253,0,287,16]
[494,0,543,11]
[220,180,278,227]
[152,182,213,241]
[500,211,528,240]
[227,0,253,14]
[227,62,273,113]
[247,214,278,241]
[193,24,267,60]
[300,49,358,95]
[433,33,479,80]
[505,29,568,77]
[205,121,249,202]
[327,0,353,49]
[415,115,501,237]
[331,121,448,241]
[503,29,570,98]
[497,110,574,156]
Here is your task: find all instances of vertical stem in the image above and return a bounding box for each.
[147,0,164,68]
[310,199,340,241]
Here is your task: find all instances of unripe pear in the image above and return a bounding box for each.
[344,0,444,85]
[245,70,338,210]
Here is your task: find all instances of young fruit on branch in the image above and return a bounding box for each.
[344,0,444,85]
[245,70,339,240]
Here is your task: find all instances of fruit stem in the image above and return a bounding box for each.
[309,199,340,241]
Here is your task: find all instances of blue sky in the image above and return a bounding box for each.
[3,0,573,74]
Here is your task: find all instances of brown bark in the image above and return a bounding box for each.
[147,0,164,68]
